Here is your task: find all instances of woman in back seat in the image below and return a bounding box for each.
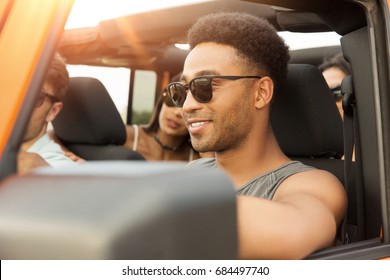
[125,90,212,161]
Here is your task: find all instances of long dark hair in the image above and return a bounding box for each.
[144,72,182,134]
[143,94,164,133]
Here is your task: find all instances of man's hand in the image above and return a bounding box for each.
[64,151,86,163]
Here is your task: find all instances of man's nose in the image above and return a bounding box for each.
[182,91,202,113]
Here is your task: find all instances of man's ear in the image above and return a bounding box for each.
[46,102,63,122]
[254,77,274,109]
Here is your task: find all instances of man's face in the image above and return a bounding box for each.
[23,83,62,143]
[181,42,256,153]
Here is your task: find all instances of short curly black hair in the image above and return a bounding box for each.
[188,12,290,87]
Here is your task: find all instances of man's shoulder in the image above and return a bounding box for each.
[283,167,340,186]
[275,165,346,203]
[187,157,216,168]
[27,133,55,153]
[28,133,76,167]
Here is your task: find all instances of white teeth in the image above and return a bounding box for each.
[191,121,206,127]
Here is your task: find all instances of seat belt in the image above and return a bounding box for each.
[353,104,365,241]
[341,75,355,244]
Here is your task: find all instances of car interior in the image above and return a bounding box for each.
[1,0,390,259]
[52,76,145,161]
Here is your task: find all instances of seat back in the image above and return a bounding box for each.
[271,64,344,182]
[271,64,356,244]
[52,77,144,161]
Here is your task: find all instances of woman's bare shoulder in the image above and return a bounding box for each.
[124,124,136,148]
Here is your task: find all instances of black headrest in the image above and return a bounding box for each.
[271,64,344,158]
[53,77,126,145]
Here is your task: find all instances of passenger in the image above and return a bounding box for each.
[125,75,210,161]
[18,53,80,174]
[167,12,347,259]
[319,52,351,118]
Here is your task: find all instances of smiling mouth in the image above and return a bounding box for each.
[190,121,206,128]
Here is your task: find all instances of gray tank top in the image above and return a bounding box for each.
[188,158,315,199]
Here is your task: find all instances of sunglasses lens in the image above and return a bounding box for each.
[162,92,176,107]
[330,86,343,102]
[167,77,213,107]
[191,77,212,103]
[168,83,187,107]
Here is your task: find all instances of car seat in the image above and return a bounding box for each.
[271,64,344,167]
[270,64,359,244]
[52,77,144,161]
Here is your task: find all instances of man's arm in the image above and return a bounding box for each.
[236,169,347,259]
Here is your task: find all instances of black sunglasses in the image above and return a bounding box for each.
[330,86,343,102]
[166,75,262,107]
[162,91,177,108]
[35,91,60,108]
